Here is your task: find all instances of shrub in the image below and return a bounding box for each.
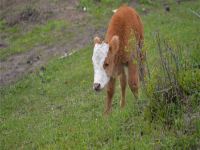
[144,33,199,127]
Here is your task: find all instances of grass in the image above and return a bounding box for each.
[0,47,180,149]
[0,0,200,149]
[0,20,70,60]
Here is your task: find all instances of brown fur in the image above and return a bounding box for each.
[97,6,144,115]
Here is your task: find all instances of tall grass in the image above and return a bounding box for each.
[143,32,199,148]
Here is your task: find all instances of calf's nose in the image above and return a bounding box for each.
[93,83,101,91]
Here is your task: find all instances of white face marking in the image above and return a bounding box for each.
[92,42,110,90]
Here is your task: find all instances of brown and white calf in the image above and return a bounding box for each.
[92,5,144,114]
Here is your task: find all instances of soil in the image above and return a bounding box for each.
[0,0,106,87]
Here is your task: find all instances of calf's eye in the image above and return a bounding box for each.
[103,63,109,68]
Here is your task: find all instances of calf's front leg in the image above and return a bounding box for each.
[104,77,116,115]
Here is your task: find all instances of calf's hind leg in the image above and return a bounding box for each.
[119,69,127,108]
[128,63,139,99]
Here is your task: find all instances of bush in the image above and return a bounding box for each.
[143,33,200,148]
[144,33,200,127]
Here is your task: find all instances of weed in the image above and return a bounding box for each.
[144,32,199,148]
[20,6,40,22]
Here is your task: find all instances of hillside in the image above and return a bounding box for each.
[0,0,200,149]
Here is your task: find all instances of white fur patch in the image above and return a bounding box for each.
[112,9,118,13]
[92,42,110,89]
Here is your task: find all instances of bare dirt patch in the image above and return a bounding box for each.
[0,0,86,26]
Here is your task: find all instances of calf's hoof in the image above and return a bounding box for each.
[120,99,125,108]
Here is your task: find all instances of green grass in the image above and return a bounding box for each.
[79,0,130,19]
[0,1,200,149]
[0,20,70,60]
[0,47,180,149]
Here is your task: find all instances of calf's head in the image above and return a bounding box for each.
[92,36,119,91]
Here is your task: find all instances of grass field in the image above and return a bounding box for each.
[0,20,71,60]
[0,0,200,149]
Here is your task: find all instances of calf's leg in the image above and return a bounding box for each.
[104,77,116,115]
[138,49,146,82]
[128,63,139,99]
[119,68,127,108]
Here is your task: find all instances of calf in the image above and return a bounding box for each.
[92,5,144,114]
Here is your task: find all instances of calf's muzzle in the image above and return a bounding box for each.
[93,83,101,91]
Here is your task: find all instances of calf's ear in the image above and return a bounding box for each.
[110,35,119,53]
[94,36,102,44]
